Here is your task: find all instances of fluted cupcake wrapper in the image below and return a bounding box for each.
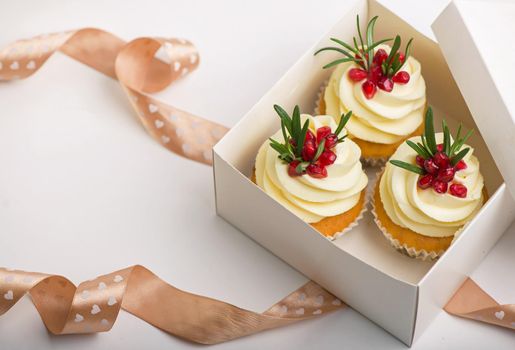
[314,80,387,167]
[370,168,450,261]
[327,189,370,241]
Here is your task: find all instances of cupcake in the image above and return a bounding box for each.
[314,16,426,164]
[253,105,368,238]
[373,107,486,259]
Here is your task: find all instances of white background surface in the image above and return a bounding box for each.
[0,0,514,349]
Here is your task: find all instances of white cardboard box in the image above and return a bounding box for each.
[213,0,515,345]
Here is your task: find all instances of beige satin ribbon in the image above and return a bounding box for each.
[0,28,228,164]
[445,278,515,331]
[0,29,513,343]
[0,266,343,344]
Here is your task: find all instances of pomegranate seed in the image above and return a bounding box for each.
[392,71,410,84]
[324,134,338,149]
[369,65,383,83]
[415,155,425,167]
[288,160,302,177]
[362,80,377,99]
[307,163,328,179]
[417,174,434,189]
[377,77,394,92]
[348,68,367,82]
[398,53,405,64]
[437,167,455,182]
[373,49,388,65]
[433,152,450,168]
[433,180,448,194]
[449,183,467,198]
[305,130,316,143]
[354,52,369,61]
[318,150,337,166]
[302,140,317,161]
[316,126,331,142]
[424,158,439,174]
[437,143,444,152]
[455,160,467,171]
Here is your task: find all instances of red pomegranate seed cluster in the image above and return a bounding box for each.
[348,49,410,99]
[416,143,468,197]
[287,126,339,179]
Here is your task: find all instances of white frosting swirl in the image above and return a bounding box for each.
[379,133,484,237]
[324,44,426,144]
[255,115,368,223]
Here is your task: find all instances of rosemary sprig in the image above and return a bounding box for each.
[389,107,474,174]
[314,16,393,71]
[269,106,351,165]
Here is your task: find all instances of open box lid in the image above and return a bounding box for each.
[433,0,515,198]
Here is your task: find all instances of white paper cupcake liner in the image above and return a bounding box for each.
[314,80,387,168]
[370,168,445,261]
[327,189,369,241]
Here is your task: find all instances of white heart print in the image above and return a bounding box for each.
[26,60,36,70]
[314,295,324,306]
[91,304,101,315]
[173,61,181,72]
[148,103,159,114]
[9,61,19,70]
[494,310,505,320]
[100,319,110,327]
[331,299,342,306]
[3,290,13,300]
[107,296,117,306]
[313,309,323,315]
[154,120,165,129]
[81,290,90,300]
[295,308,305,315]
[98,282,107,290]
[278,305,288,315]
[161,135,171,144]
[113,275,123,283]
[74,313,84,323]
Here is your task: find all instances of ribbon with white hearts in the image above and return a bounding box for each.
[0,29,513,343]
[0,28,228,164]
[445,278,515,331]
[0,266,344,344]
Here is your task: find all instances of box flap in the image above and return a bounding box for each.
[433,0,515,198]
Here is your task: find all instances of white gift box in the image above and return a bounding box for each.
[213,0,515,345]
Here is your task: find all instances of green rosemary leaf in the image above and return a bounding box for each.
[313,138,326,162]
[335,111,352,137]
[366,16,379,69]
[295,162,309,174]
[296,119,310,156]
[451,147,470,166]
[273,104,292,135]
[406,140,428,158]
[322,58,355,69]
[356,15,366,68]
[269,139,288,155]
[366,38,393,53]
[424,107,437,155]
[338,134,348,143]
[421,134,429,153]
[291,105,300,141]
[442,119,450,155]
[386,35,401,70]
[314,47,354,59]
[329,37,359,54]
[416,142,432,158]
[451,129,474,156]
[389,160,425,175]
